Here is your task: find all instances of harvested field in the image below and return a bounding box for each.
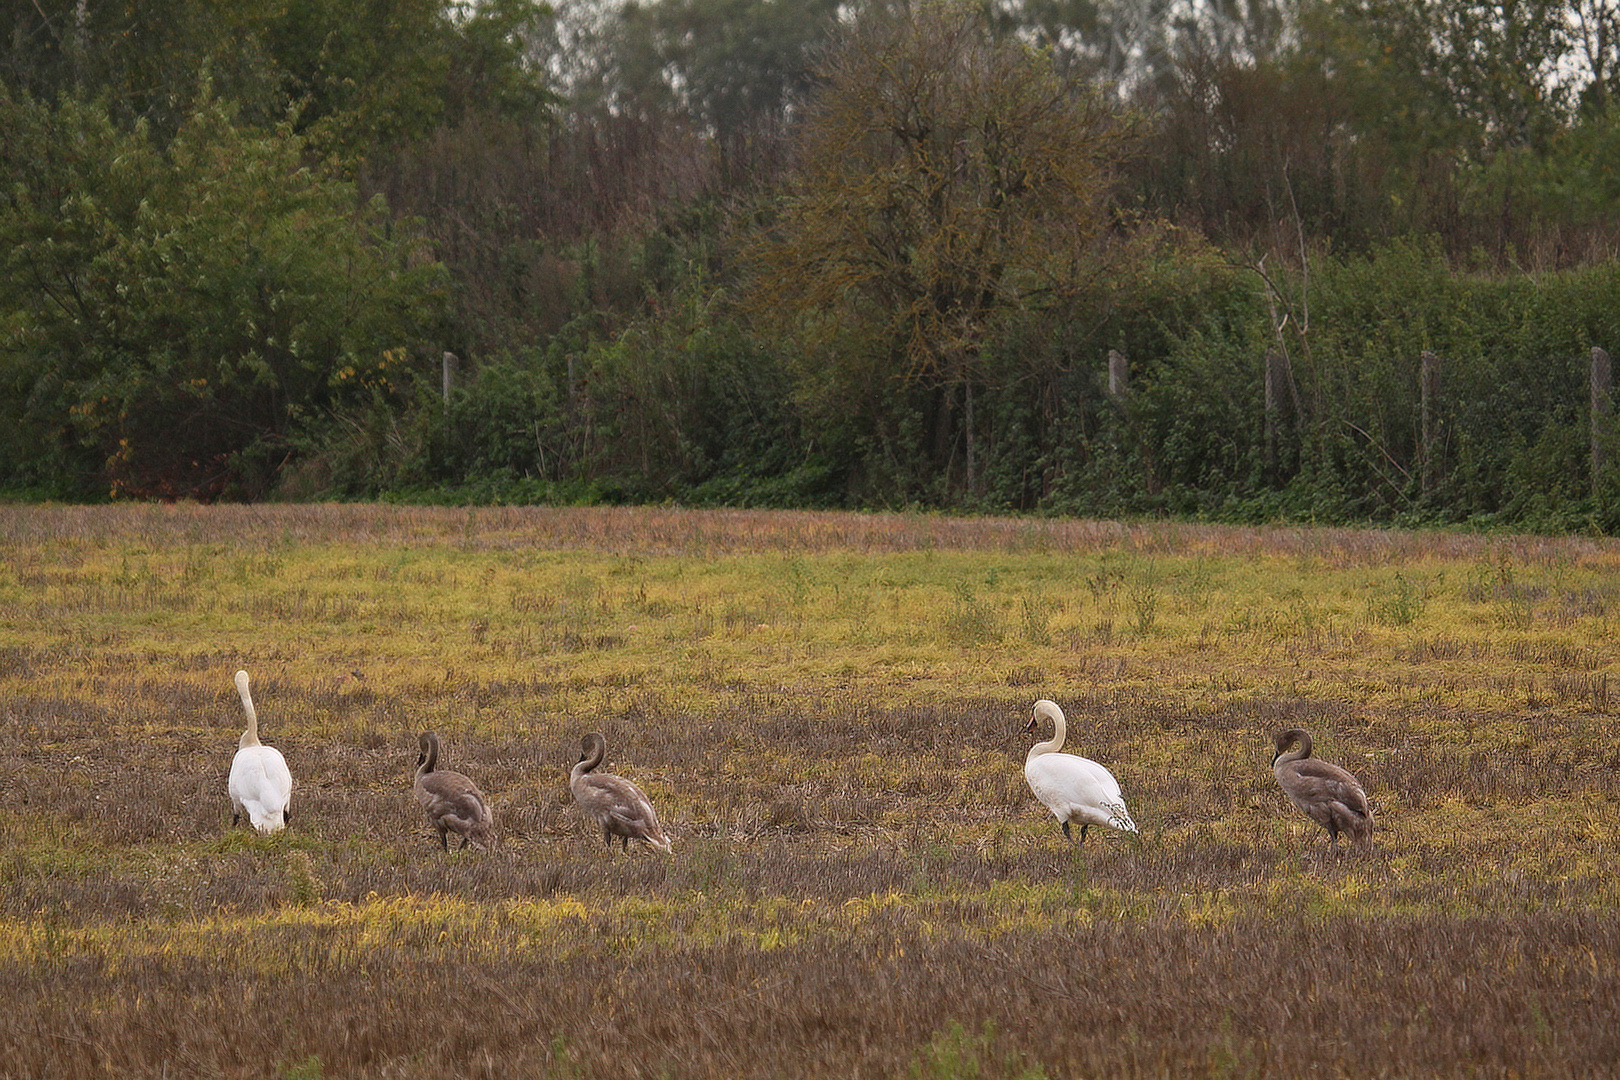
[1,504,1617,1078]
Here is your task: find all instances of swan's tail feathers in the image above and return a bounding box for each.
[1107,802,1138,834]
[1343,802,1374,845]
[247,805,288,835]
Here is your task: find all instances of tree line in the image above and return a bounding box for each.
[2,0,1617,530]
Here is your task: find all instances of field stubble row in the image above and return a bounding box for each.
[1,505,1619,1078]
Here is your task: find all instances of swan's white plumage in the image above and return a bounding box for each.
[1023,699,1136,842]
[228,669,293,834]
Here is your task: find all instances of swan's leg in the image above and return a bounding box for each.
[459,834,471,850]
[1079,824,1090,843]
[232,811,241,828]
[1061,821,1072,841]
[438,827,450,851]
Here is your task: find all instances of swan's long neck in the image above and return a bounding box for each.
[572,737,605,782]
[235,672,261,749]
[1028,702,1067,759]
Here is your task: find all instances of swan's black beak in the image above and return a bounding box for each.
[1021,716,1037,734]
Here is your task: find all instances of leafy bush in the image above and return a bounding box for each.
[0,93,447,500]
[1026,240,1620,529]
[433,347,571,482]
[575,283,806,502]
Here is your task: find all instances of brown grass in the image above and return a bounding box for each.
[1,505,1618,1078]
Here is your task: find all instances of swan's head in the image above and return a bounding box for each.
[234,669,251,695]
[1272,728,1313,764]
[577,732,606,764]
[416,732,436,769]
[1027,699,1063,734]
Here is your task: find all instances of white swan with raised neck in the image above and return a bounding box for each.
[1023,699,1137,844]
[227,669,293,834]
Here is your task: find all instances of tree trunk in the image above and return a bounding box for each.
[964,379,976,494]
[1593,346,1612,501]
[1420,350,1441,496]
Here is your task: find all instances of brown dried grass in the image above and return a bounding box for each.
[1,505,1618,1078]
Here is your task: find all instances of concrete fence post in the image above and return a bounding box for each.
[442,351,459,407]
[1107,349,1128,401]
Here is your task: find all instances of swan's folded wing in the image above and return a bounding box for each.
[442,791,492,828]
[594,776,659,822]
[1022,762,1067,809]
[1284,760,1370,817]
[419,775,491,826]
[1025,754,1123,804]
[230,746,293,806]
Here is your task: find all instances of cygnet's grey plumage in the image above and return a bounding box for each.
[570,732,673,854]
[413,732,495,852]
[1271,728,1372,850]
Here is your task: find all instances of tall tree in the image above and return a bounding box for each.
[0,95,447,499]
[1569,0,1619,113]
[1294,0,1619,258]
[262,0,555,156]
[0,0,286,133]
[994,0,1295,93]
[1317,0,1575,157]
[749,0,1132,497]
[0,0,555,156]
[586,0,840,180]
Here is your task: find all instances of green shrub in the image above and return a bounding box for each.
[0,93,446,500]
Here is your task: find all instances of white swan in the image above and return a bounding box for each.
[414,732,496,852]
[228,669,293,834]
[1023,699,1137,843]
[570,732,673,853]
